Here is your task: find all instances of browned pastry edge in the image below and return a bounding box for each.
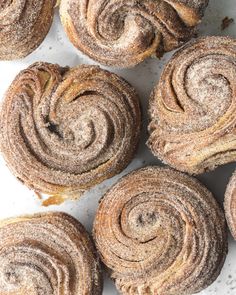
[94,166,227,295]
[148,36,236,175]
[224,170,236,240]
[59,0,209,67]
[0,62,141,203]
[0,1,56,60]
[0,211,103,294]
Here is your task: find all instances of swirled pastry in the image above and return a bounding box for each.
[148,36,236,174]
[0,0,56,60]
[0,212,102,294]
[94,167,227,295]
[0,62,141,202]
[224,170,236,240]
[59,0,209,67]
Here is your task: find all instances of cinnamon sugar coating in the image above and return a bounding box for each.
[148,36,236,174]
[0,212,103,294]
[59,0,208,67]
[0,0,55,60]
[0,62,141,201]
[94,167,227,295]
[225,171,236,240]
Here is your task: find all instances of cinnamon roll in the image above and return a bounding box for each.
[0,212,103,294]
[225,170,236,240]
[148,36,236,174]
[59,0,209,67]
[0,0,56,60]
[0,62,141,202]
[94,167,227,295]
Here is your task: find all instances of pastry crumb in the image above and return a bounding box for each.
[221,17,234,30]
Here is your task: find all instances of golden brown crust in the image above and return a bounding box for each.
[94,166,227,295]
[0,62,141,201]
[59,0,208,67]
[148,36,236,175]
[0,0,56,60]
[0,212,103,294]
[224,170,236,240]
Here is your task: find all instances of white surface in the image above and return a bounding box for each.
[0,1,236,294]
